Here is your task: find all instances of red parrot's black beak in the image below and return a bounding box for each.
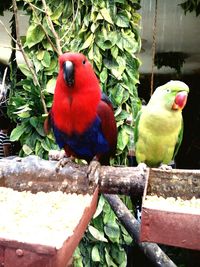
[63,61,74,87]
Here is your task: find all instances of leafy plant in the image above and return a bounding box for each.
[7,0,141,265]
[73,195,133,267]
[9,0,142,164]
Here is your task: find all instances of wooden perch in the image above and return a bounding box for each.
[104,194,177,267]
[0,156,200,197]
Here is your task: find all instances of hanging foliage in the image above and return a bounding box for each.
[154,52,188,75]
[179,0,200,16]
[0,0,12,15]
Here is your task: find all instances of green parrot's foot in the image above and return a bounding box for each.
[87,160,101,185]
[136,162,148,172]
[159,164,172,170]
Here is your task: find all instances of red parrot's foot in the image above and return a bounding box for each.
[48,149,74,172]
[55,157,74,172]
[159,164,172,170]
[87,160,101,185]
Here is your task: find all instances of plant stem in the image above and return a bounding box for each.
[41,0,62,55]
[12,0,48,114]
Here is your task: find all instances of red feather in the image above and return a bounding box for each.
[96,99,117,164]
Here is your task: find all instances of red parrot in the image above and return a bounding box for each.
[44,52,117,166]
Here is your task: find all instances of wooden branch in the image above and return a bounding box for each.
[0,19,18,44]
[12,0,48,115]
[0,156,200,198]
[0,44,20,51]
[41,0,62,55]
[99,165,147,196]
[0,156,92,194]
[28,2,60,55]
[104,194,177,267]
[61,0,80,47]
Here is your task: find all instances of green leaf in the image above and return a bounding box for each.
[41,139,51,151]
[122,31,138,53]
[104,222,120,243]
[45,77,56,94]
[88,226,108,242]
[26,25,45,48]
[42,51,51,67]
[111,46,119,59]
[111,84,124,105]
[117,127,129,151]
[35,123,45,137]
[110,246,127,266]
[14,104,31,116]
[29,116,38,128]
[116,110,130,122]
[103,58,118,70]
[73,247,83,267]
[93,195,105,218]
[37,50,45,61]
[81,34,94,50]
[111,56,126,80]
[22,144,33,155]
[91,245,101,262]
[115,11,129,27]
[105,248,118,267]
[100,68,108,83]
[10,124,27,142]
[18,64,32,78]
[100,8,113,24]
[50,3,63,21]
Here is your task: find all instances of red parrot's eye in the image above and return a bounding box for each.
[82,60,86,65]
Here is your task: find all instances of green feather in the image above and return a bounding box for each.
[173,119,184,159]
[134,80,189,168]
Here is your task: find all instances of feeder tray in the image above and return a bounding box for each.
[140,168,200,250]
[0,185,98,267]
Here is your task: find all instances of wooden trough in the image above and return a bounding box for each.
[140,168,200,250]
[0,156,99,267]
[0,188,98,267]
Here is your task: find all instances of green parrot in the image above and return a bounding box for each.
[134,80,189,168]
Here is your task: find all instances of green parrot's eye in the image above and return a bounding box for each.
[166,88,171,93]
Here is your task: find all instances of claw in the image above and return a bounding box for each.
[87,160,101,185]
[159,164,172,170]
[136,162,148,172]
[48,150,74,172]
[55,157,74,172]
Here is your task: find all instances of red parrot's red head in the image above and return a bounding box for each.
[58,52,99,90]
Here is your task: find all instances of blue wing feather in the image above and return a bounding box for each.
[52,116,109,161]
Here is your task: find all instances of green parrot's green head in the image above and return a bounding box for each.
[150,80,189,111]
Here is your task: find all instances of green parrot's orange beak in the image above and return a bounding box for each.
[172,91,188,110]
